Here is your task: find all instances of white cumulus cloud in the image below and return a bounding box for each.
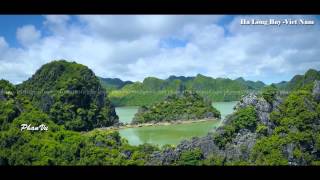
[0,36,8,49]
[0,15,319,85]
[16,25,41,47]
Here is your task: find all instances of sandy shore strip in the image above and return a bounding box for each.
[96,118,220,131]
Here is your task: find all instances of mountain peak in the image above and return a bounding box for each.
[305,69,319,77]
[196,73,205,77]
[235,77,245,82]
[143,76,163,83]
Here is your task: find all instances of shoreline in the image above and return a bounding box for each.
[97,118,220,131]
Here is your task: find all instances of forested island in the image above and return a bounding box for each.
[132,91,220,124]
[1,60,320,165]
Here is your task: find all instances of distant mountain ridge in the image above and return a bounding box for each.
[99,77,133,91]
[106,74,266,106]
[234,77,265,90]
[98,69,320,106]
[273,69,320,91]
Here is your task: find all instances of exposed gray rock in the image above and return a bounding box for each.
[0,91,6,101]
[175,134,222,158]
[234,92,282,135]
[285,143,297,166]
[148,133,223,165]
[285,142,310,166]
[273,95,283,110]
[205,112,214,118]
[150,147,179,165]
[312,80,320,102]
[224,129,257,162]
[40,94,54,112]
[122,150,132,159]
[236,93,259,109]
[148,128,258,165]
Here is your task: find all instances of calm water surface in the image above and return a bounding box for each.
[116,101,237,146]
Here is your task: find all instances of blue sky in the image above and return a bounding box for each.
[0,15,319,84]
[0,15,45,47]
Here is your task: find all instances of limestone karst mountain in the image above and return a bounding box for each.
[17,60,119,131]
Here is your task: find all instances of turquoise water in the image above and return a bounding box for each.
[116,101,237,146]
[115,106,139,124]
[212,101,238,119]
[119,121,220,146]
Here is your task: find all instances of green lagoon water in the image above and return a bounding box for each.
[115,106,139,124]
[116,101,238,146]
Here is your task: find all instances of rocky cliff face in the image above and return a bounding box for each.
[148,133,222,165]
[224,129,257,162]
[234,92,282,135]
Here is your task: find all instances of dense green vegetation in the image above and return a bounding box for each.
[132,91,221,124]
[0,77,157,165]
[176,148,204,165]
[0,123,158,165]
[17,60,118,131]
[108,74,265,106]
[0,80,21,131]
[261,85,278,104]
[251,89,320,165]
[213,106,257,148]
